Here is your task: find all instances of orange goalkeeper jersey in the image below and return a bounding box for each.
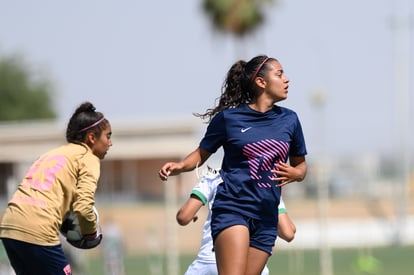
[0,142,101,246]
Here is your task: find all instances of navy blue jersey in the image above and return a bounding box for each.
[200,104,307,222]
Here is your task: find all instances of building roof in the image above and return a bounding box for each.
[0,117,203,162]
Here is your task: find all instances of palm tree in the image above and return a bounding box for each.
[202,0,274,37]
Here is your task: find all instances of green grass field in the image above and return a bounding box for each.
[80,245,414,275]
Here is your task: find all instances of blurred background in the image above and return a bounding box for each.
[0,0,413,274]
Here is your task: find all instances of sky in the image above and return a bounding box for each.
[0,0,413,158]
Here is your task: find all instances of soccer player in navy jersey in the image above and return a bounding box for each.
[159,55,307,275]
[176,167,296,275]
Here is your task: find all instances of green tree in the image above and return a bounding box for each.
[0,52,56,121]
[202,0,274,37]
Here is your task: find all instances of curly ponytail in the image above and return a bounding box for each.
[195,55,276,122]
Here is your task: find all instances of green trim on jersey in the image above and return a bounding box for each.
[278,208,287,214]
[191,190,208,205]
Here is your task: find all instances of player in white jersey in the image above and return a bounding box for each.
[176,167,296,275]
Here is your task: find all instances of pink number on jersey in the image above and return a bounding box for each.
[23,155,67,191]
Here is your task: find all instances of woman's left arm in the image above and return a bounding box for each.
[272,155,307,187]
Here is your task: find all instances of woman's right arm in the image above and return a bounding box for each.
[176,195,204,225]
[159,147,212,181]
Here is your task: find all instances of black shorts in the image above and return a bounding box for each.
[1,238,72,275]
[211,211,277,255]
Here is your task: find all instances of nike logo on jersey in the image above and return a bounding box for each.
[241,127,252,133]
